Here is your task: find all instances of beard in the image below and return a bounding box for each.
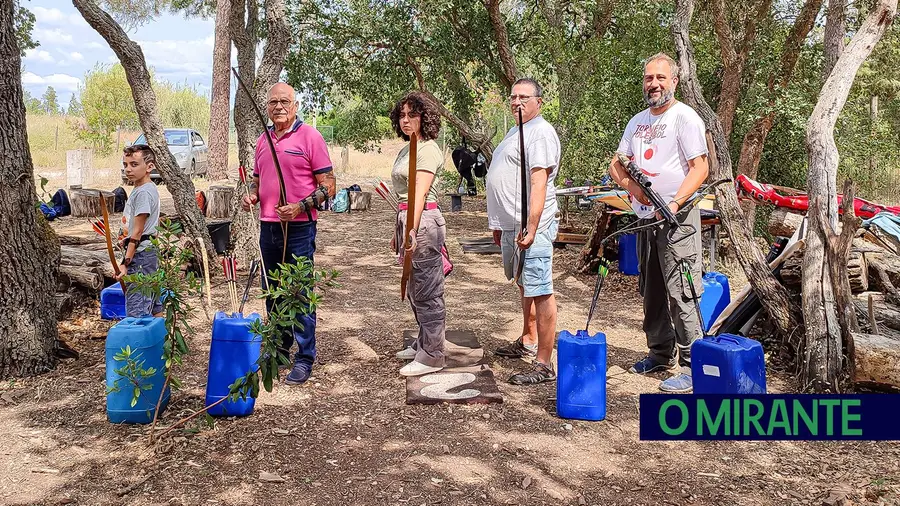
[644,87,674,108]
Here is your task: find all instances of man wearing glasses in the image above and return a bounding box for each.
[241,82,336,385]
[486,78,562,386]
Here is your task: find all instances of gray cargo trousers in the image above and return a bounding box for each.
[636,205,704,368]
[396,208,447,368]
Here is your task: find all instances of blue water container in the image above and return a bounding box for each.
[105,317,170,424]
[205,312,262,417]
[556,330,607,421]
[699,272,731,331]
[691,333,766,394]
[618,233,639,275]
[100,284,127,320]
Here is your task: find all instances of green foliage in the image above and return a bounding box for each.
[23,90,43,115]
[318,98,394,151]
[123,219,201,400]
[106,345,158,408]
[77,64,139,153]
[74,63,211,154]
[67,93,83,116]
[228,256,338,402]
[41,86,59,115]
[14,2,37,56]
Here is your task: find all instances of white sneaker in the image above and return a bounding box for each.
[395,346,417,360]
[399,361,443,377]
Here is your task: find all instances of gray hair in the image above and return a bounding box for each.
[645,52,680,78]
[512,77,543,98]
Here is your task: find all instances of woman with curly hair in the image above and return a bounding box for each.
[389,91,448,377]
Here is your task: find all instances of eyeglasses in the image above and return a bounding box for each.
[267,99,294,109]
[509,94,538,103]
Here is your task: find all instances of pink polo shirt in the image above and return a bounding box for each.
[254,118,333,222]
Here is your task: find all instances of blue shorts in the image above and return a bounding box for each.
[500,220,558,298]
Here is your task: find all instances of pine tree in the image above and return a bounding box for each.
[41,86,58,115]
[67,92,82,116]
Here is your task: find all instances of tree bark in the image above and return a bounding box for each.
[69,188,115,217]
[672,0,800,341]
[575,203,612,274]
[710,0,774,139]
[801,0,897,391]
[482,0,517,90]
[0,0,60,378]
[207,185,235,219]
[58,265,103,291]
[822,0,847,81]
[207,0,232,181]
[73,0,215,265]
[852,332,900,389]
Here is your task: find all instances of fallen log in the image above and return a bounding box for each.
[767,208,805,238]
[58,235,104,246]
[853,332,900,388]
[59,265,103,291]
[853,293,900,332]
[54,292,74,320]
[60,245,116,278]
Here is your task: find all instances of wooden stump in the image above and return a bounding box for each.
[207,185,235,219]
[349,191,372,211]
[69,189,115,218]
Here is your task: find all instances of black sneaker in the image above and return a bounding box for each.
[508,361,556,385]
[494,337,537,359]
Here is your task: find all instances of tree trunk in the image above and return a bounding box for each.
[207,0,232,181]
[0,1,60,378]
[767,207,805,238]
[822,0,847,81]
[710,0,774,139]
[207,185,235,219]
[73,0,215,266]
[734,0,825,226]
[672,0,800,341]
[482,0,517,90]
[228,0,288,267]
[801,0,896,391]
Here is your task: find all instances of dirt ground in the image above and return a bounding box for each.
[2,174,900,506]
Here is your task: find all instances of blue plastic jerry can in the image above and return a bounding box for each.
[618,233,639,276]
[699,272,731,331]
[556,330,607,421]
[205,312,262,417]
[100,284,127,320]
[691,333,766,394]
[105,317,170,424]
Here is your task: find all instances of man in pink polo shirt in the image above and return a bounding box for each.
[241,82,336,385]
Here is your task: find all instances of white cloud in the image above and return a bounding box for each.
[21,72,82,92]
[70,52,84,61]
[25,49,55,63]
[34,28,74,46]
[136,38,215,80]
[32,7,85,26]
[85,41,105,49]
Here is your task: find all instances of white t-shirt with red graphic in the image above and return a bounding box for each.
[616,101,708,219]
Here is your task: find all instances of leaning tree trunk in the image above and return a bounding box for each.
[206,0,232,181]
[73,0,215,264]
[802,0,897,392]
[0,1,60,378]
[672,0,800,342]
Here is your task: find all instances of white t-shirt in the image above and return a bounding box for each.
[616,101,708,218]
[486,115,561,231]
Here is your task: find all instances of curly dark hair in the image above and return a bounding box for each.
[389,92,441,142]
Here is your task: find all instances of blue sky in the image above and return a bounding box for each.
[21,0,218,110]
